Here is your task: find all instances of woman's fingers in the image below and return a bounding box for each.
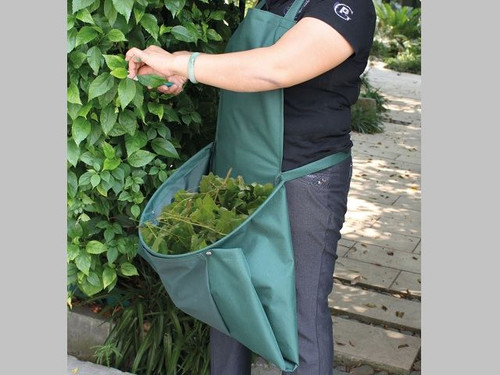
[125,47,148,78]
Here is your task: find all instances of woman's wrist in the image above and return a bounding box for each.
[172,52,192,80]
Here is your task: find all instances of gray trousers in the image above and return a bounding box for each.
[210,156,353,375]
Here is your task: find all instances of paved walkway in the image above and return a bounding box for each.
[67,60,421,375]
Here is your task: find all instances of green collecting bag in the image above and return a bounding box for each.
[138,142,299,371]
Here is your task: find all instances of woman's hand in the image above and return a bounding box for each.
[127,46,189,96]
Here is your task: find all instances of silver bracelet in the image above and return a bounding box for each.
[188,52,200,84]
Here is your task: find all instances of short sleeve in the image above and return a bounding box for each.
[300,0,376,56]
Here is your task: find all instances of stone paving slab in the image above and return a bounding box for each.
[346,243,421,273]
[333,316,420,375]
[412,242,421,254]
[68,355,134,375]
[334,257,400,289]
[329,282,421,331]
[389,271,421,297]
[371,209,421,237]
[392,195,421,212]
[342,228,420,253]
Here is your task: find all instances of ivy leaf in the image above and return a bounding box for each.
[151,138,179,159]
[147,102,164,120]
[67,139,81,167]
[103,54,126,70]
[120,262,139,276]
[107,29,127,42]
[88,73,115,100]
[72,0,96,14]
[110,68,128,79]
[125,131,148,156]
[87,272,102,287]
[72,117,91,145]
[99,106,118,135]
[67,82,82,105]
[207,29,222,42]
[79,276,103,296]
[131,204,140,218]
[209,10,225,21]
[112,0,134,23]
[67,244,80,261]
[90,173,101,188]
[69,51,87,68]
[171,25,197,43]
[164,105,181,123]
[75,8,95,24]
[103,158,121,171]
[118,109,137,135]
[86,240,107,254]
[107,247,119,264]
[164,0,186,17]
[118,78,136,109]
[104,0,118,26]
[136,74,166,88]
[139,14,159,40]
[127,150,155,167]
[103,267,117,288]
[87,46,103,75]
[75,26,99,47]
[101,141,116,159]
[68,28,78,53]
[75,252,91,275]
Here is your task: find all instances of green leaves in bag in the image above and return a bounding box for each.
[140,169,274,255]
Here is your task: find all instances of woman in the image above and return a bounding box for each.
[126,0,376,374]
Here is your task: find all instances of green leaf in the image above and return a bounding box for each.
[107,28,127,42]
[86,240,107,254]
[101,141,116,159]
[103,158,121,171]
[207,29,222,42]
[77,103,93,118]
[67,171,78,198]
[118,109,137,135]
[132,82,143,108]
[164,0,186,17]
[125,131,148,156]
[112,0,134,22]
[171,25,197,43]
[110,68,128,79]
[163,105,181,123]
[131,204,140,218]
[87,46,103,75]
[151,138,179,159]
[118,78,136,109]
[209,10,225,20]
[72,0,96,14]
[104,0,118,26]
[99,106,117,135]
[75,26,99,47]
[90,173,101,187]
[147,102,163,120]
[67,244,80,261]
[133,6,145,23]
[68,28,78,53]
[80,276,103,296]
[75,252,91,275]
[103,267,117,288]
[107,247,119,264]
[128,150,155,167]
[67,139,81,167]
[72,118,91,145]
[120,262,139,276]
[75,8,95,24]
[136,74,166,88]
[87,272,102,287]
[69,51,87,68]
[67,82,82,105]
[88,73,115,100]
[139,14,159,40]
[103,54,126,70]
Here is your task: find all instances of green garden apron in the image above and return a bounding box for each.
[138,0,350,371]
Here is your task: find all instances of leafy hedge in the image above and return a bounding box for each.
[67,0,241,300]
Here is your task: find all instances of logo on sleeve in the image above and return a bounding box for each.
[334,2,353,21]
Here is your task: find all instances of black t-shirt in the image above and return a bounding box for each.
[264,0,376,170]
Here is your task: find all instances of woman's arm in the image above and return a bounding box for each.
[126,17,354,93]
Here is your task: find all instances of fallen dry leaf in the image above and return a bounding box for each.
[398,344,410,349]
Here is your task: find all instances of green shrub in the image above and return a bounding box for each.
[67,0,241,300]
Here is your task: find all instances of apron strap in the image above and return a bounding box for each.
[255,0,308,20]
[276,151,351,184]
